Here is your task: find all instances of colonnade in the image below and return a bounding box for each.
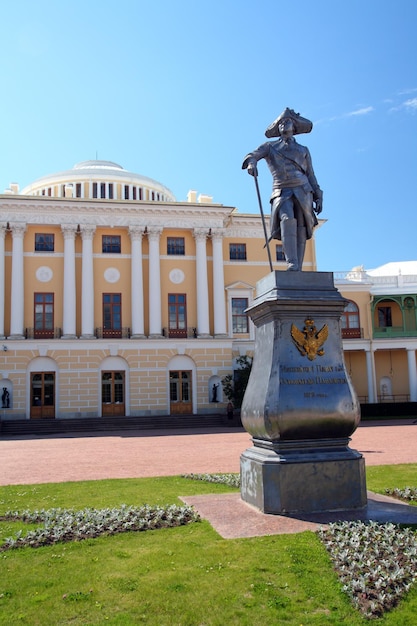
[352,347,417,403]
[0,222,228,340]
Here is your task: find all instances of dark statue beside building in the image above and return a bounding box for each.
[240,109,366,515]
[242,108,323,271]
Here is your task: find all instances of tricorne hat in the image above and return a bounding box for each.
[265,107,313,138]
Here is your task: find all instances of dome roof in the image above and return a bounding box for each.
[20,160,176,202]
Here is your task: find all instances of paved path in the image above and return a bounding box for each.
[0,420,416,486]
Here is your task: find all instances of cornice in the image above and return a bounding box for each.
[0,196,234,229]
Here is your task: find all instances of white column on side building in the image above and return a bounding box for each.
[147,226,163,338]
[407,348,417,402]
[8,223,26,339]
[0,225,6,339]
[80,225,96,339]
[61,224,78,338]
[193,228,211,338]
[211,228,227,337]
[365,348,376,403]
[129,226,145,338]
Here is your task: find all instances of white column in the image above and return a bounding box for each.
[0,225,6,339]
[407,348,417,402]
[8,223,26,339]
[147,226,163,338]
[129,226,145,338]
[211,229,227,337]
[365,348,376,403]
[80,225,96,339]
[61,224,78,338]
[193,228,211,337]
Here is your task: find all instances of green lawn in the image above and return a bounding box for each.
[0,466,416,625]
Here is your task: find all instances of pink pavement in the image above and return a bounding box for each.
[0,420,416,486]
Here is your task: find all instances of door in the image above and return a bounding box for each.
[30,372,55,419]
[169,370,192,414]
[102,371,125,416]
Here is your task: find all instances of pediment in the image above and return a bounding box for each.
[225,280,255,290]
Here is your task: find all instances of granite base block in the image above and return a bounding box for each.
[240,444,367,515]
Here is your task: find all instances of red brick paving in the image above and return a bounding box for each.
[0,421,416,486]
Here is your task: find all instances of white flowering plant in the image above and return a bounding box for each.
[0,504,200,551]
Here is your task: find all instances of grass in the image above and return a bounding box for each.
[0,467,416,625]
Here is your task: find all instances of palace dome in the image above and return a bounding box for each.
[20,160,176,202]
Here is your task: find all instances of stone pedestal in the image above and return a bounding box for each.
[240,271,367,515]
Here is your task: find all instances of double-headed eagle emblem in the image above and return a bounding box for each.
[291,318,328,361]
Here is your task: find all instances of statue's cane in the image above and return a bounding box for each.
[253,171,273,272]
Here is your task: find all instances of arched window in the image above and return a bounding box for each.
[341,300,361,339]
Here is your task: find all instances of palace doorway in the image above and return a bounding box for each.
[102,371,125,416]
[30,372,55,419]
[169,370,192,414]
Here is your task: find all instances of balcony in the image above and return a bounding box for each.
[373,326,417,339]
[95,327,131,339]
[162,327,198,339]
[25,328,62,339]
[341,327,363,339]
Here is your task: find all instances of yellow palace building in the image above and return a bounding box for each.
[0,160,416,423]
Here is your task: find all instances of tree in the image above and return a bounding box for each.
[221,355,252,408]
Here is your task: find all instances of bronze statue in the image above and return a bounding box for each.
[243,108,323,271]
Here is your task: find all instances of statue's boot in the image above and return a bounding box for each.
[297,226,307,271]
[281,218,299,271]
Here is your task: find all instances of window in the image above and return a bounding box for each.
[341,300,361,338]
[102,235,121,253]
[229,243,247,261]
[108,183,113,199]
[168,294,187,337]
[93,182,98,198]
[102,372,124,404]
[232,298,249,333]
[167,237,185,255]
[133,187,137,200]
[35,233,54,252]
[342,301,360,329]
[103,294,122,334]
[124,185,129,200]
[34,293,54,337]
[76,183,82,198]
[100,182,106,198]
[276,244,285,261]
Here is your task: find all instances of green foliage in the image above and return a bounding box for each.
[366,464,417,494]
[221,355,252,408]
[0,470,417,625]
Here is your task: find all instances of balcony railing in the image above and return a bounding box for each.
[162,327,198,339]
[341,327,363,339]
[95,327,131,339]
[373,326,417,338]
[377,394,410,403]
[25,328,62,339]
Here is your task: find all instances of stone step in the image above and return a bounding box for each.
[0,414,238,436]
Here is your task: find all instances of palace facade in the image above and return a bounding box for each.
[0,160,416,421]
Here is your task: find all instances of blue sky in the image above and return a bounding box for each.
[1,0,416,271]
